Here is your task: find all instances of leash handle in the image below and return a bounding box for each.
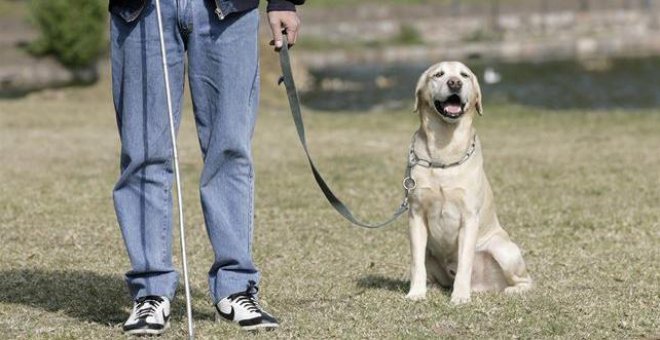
[277,36,409,229]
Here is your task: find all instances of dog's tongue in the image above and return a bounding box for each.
[445,104,462,115]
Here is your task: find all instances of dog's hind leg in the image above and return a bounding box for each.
[486,234,533,294]
[426,250,453,289]
[470,250,507,292]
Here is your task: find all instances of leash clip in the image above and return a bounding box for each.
[408,149,418,165]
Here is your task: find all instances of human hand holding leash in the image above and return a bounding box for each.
[268,10,300,50]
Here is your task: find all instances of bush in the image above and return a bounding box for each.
[29,0,107,68]
[395,24,424,45]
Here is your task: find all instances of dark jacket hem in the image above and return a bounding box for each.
[109,0,304,23]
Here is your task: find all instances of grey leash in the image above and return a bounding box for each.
[278,36,410,229]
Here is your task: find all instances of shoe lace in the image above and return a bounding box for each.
[229,280,262,313]
[135,296,164,318]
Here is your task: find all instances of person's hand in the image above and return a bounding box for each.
[267,11,301,51]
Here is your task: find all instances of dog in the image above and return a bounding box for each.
[405,61,532,304]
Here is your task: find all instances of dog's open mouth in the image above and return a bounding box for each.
[434,94,466,119]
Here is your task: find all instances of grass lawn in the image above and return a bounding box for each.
[1,59,659,339]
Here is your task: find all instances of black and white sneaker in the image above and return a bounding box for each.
[123,295,171,335]
[215,281,279,331]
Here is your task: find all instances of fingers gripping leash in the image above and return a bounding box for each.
[153,1,195,339]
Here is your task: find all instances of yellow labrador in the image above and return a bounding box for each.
[405,61,532,304]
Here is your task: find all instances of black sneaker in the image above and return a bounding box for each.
[123,295,171,335]
[215,281,279,331]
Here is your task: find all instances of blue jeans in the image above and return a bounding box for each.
[110,0,260,303]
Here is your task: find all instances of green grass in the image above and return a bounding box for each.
[0,0,28,19]
[1,67,660,339]
[307,0,429,7]
[305,0,497,8]
[298,23,425,51]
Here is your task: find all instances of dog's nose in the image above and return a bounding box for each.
[447,77,463,91]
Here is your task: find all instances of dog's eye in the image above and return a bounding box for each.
[460,72,470,78]
[433,71,444,78]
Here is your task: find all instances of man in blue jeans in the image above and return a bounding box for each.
[109,0,303,335]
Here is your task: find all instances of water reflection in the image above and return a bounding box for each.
[301,57,660,111]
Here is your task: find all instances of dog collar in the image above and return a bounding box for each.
[408,134,478,170]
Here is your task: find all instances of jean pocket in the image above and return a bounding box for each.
[109,0,146,23]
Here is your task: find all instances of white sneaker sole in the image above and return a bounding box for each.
[216,312,279,331]
[241,322,279,331]
[124,321,170,336]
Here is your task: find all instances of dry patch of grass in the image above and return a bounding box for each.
[1,71,659,339]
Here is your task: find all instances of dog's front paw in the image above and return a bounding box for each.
[405,290,427,301]
[450,291,470,305]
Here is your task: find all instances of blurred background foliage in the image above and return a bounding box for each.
[28,0,107,68]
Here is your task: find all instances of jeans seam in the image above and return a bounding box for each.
[245,60,259,256]
[161,176,168,269]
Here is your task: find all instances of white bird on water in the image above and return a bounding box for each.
[484,67,502,84]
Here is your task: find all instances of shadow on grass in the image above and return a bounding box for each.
[356,275,409,293]
[357,275,453,297]
[0,269,212,325]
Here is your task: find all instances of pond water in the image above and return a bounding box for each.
[301,56,660,112]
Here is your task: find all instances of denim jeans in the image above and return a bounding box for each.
[110,0,260,303]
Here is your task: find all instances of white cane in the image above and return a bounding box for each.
[153,0,195,338]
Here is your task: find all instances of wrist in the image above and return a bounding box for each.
[266,0,297,12]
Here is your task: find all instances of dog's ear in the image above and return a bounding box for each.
[470,69,483,116]
[413,89,421,113]
[413,69,429,113]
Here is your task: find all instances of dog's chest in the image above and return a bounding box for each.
[429,198,462,256]
[412,188,462,255]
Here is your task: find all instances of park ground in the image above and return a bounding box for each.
[1,52,659,339]
[0,0,659,336]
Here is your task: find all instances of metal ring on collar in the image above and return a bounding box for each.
[403,177,416,191]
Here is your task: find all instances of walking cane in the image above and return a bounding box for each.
[153,0,195,338]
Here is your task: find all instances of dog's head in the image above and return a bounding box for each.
[414,61,483,123]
